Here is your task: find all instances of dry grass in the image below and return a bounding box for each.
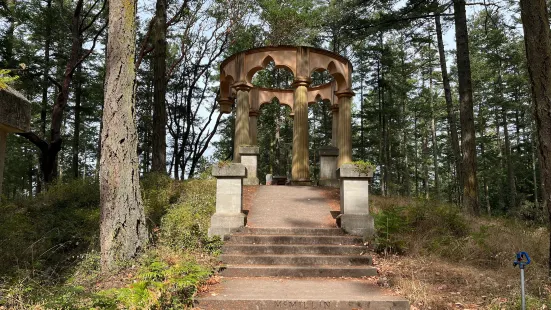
[323,191,550,309]
[370,195,550,309]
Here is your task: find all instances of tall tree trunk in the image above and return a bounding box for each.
[453,0,479,215]
[435,3,462,204]
[72,64,82,178]
[498,60,516,210]
[41,0,52,140]
[3,0,16,68]
[532,127,539,209]
[100,0,147,271]
[151,0,168,173]
[519,0,551,275]
[503,107,516,209]
[429,64,439,197]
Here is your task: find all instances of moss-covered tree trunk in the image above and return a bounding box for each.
[519,0,551,276]
[100,0,147,271]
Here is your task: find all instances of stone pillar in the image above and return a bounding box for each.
[0,130,6,198]
[291,77,311,185]
[337,163,374,238]
[331,104,339,147]
[318,146,339,187]
[337,91,354,167]
[249,110,259,145]
[233,83,252,163]
[240,145,259,185]
[0,86,31,199]
[208,163,247,237]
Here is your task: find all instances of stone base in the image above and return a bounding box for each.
[208,213,246,237]
[338,214,374,239]
[291,180,312,186]
[243,178,260,186]
[318,179,339,188]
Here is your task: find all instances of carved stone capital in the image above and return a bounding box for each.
[233,82,253,92]
[219,98,234,114]
[292,76,312,88]
[335,89,355,98]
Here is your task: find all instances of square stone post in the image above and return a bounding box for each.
[208,163,247,237]
[318,146,339,187]
[239,146,259,185]
[0,86,31,199]
[337,163,374,238]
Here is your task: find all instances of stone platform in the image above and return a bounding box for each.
[197,278,409,309]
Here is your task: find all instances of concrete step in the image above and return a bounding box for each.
[222,244,367,255]
[220,265,377,277]
[196,278,409,310]
[226,234,363,245]
[220,254,372,266]
[239,227,345,236]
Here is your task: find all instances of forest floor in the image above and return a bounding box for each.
[0,179,549,309]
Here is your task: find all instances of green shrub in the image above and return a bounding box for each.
[374,206,409,254]
[142,173,184,230]
[160,179,221,253]
[0,178,100,279]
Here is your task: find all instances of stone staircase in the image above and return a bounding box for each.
[196,187,408,309]
[219,227,377,278]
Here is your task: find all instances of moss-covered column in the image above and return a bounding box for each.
[291,77,311,185]
[233,83,252,162]
[249,110,259,145]
[337,90,354,167]
[331,104,339,148]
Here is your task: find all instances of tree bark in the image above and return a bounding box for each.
[100,0,147,271]
[519,0,551,275]
[151,0,168,173]
[41,0,52,141]
[453,0,480,215]
[72,64,82,178]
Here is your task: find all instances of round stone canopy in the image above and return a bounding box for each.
[219,46,353,113]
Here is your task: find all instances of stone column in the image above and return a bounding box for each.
[318,145,339,187]
[291,77,311,185]
[208,163,247,237]
[337,163,374,238]
[240,145,259,185]
[233,83,252,163]
[0,130,6,198]
[249,110,259,145]
[331,104,339,147]
[337,91,354,167]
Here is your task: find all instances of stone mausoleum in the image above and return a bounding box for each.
[209,46,375,238]
[218,46,354,186]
